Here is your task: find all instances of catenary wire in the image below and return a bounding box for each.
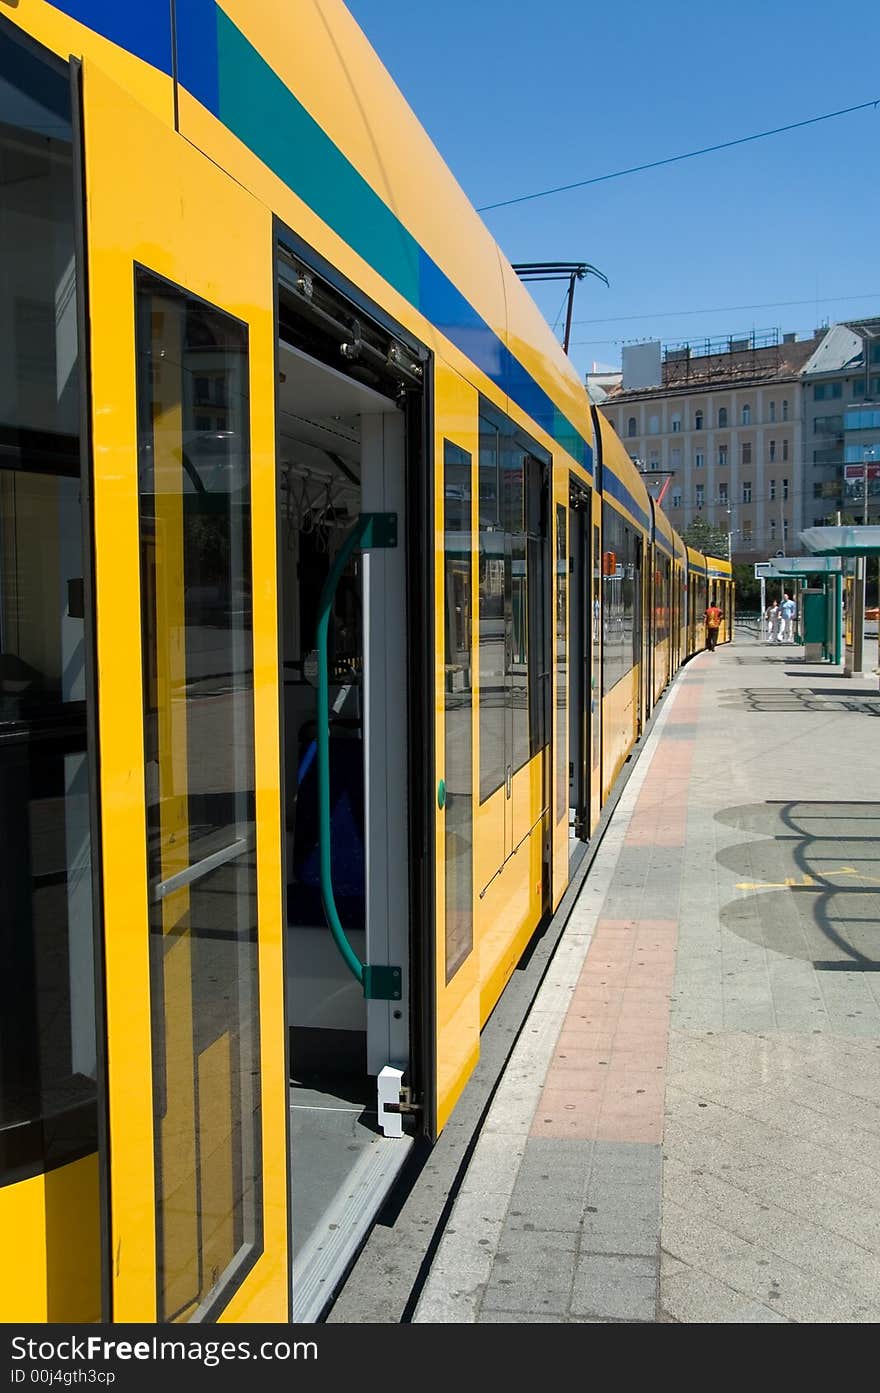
[476,98,880,212]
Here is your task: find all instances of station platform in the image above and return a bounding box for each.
[411,631,880,1323]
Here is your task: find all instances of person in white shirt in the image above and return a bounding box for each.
[765,598,780,643]
[779,592,796,644]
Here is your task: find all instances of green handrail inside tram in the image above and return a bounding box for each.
[315,512,402,1001]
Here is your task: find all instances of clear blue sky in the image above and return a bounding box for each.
[345,0,880,382]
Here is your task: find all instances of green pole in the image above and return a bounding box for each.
[315,517,369,987]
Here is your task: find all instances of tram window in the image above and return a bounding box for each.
[478,411,504,801]
[443,442,473,982]
[555,504,567,823]
[135,272,262,1320]
[507,441,528,776]
[525,451,550,761]
[0,29,98,1185]
[478,405,550,803]
[601,502,637,692]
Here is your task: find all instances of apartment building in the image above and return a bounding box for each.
[595,330,820,561]
[801,318,880,526]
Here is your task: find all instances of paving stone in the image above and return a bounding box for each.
[570,1254,658,1321]
[482,1229,578,1316]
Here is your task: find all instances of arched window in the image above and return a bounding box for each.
[694,410,703,430]
[741,404,751,425]
[627,416,637,437]
[718,407,728,428]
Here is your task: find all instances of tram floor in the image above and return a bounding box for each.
[289,1080,412,1322]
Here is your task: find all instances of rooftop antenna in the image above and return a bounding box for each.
[511,261,609,356]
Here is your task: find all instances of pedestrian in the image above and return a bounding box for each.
[765,597,780,644]
[779,591,796,644]
[704,599,722,651]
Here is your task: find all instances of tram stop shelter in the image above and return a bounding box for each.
[799,525,880,678]
[755,555,843,664]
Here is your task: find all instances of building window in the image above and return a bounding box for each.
[814,382,843,401]
[718,407,728,428]
[769,479,776,500]
[742,442,752,465]
[672,489,682,507]
[769,400,776,423]
[742,519,752,542]
[718,482,728,504]
[695,451,704,468]
[741,404,751,425]
[694,410,703,430]
[769,517,776,537]
[695,484,705,507]
[814,415,843,436]
[717,445,727,467]
[671,414,681,432]
[782,438,789,462]
[783,519,789,541]
[627,416,636,437]
[742,481,752,503]
[871,344,880,364]
[782,399,789,421]
[649,451,660,469]
[648,414,659,433]
[782,478,789,500]
[769,440,776,462]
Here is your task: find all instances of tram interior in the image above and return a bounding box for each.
[276,336,412,1319]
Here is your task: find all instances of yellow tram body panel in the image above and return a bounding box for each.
[0,1155,101,1323]
[82,61,288,1323]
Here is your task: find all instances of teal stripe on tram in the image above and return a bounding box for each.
[216,10,422,307]
[49,0,593,470]
[211,10,590,470]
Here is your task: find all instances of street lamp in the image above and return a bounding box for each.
[862,444,877,526]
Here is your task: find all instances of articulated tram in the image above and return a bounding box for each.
[0,0,732,1323]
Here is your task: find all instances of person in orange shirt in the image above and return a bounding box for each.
[705,601,723,651]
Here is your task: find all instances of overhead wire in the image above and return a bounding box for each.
[568,291,880,330]
[477,98,880,212]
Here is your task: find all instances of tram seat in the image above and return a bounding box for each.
[289,719,365,930]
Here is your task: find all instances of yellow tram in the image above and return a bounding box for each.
[0,0,732,1323]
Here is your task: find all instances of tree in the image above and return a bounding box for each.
[732,562,760,610]
[680,515,729,557]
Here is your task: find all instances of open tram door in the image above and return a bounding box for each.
[80,63,288,1320]
[273,238,426,1319]
[567,481,592,858]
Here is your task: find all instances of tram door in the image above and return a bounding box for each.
[567,483,591,851]
[80,64,287,1321]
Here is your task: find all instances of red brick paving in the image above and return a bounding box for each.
[531,671,705,1143]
